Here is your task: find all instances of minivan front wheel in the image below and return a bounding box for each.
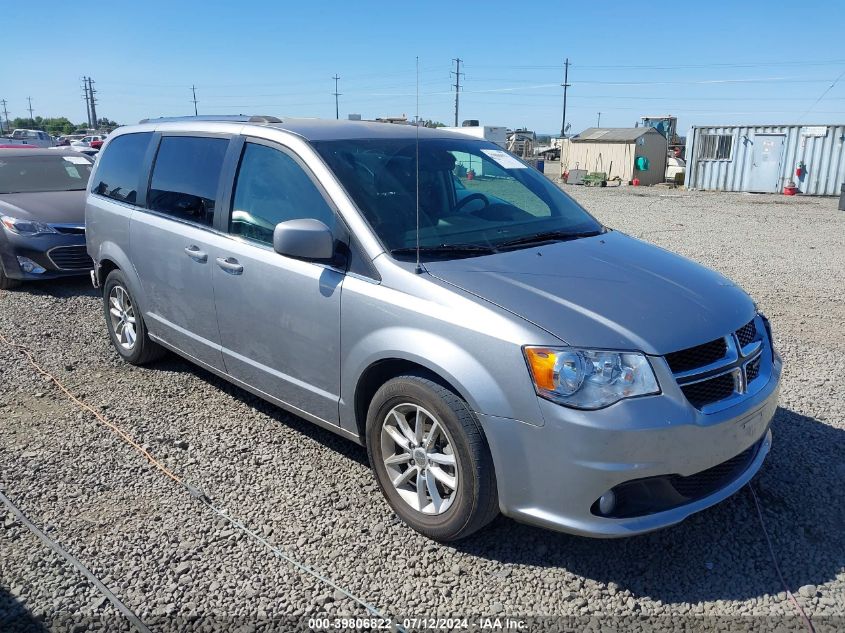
[102,270,165,365]
[366,374,498,541]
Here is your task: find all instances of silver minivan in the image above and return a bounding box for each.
[86,115,781,541]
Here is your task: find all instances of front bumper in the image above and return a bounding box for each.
[0,230,91,281]
[478,348,782,537]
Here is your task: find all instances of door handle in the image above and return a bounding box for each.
[184,245,208,262]
[216,256,244,275]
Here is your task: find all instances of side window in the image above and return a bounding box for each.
[91,132,153,204]
[147,136,229,227]
[229,142,334,245]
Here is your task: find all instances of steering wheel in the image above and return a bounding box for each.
[454,192,490,213]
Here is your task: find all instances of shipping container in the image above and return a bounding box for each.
[686,124,845,195]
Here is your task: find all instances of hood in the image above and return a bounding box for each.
[0,190,87,225]
[425,231,755,355]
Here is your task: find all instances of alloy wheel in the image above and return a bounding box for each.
[380,403,459,515]
[108,285,137,350]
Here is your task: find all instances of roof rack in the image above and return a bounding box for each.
[138,115,283,124]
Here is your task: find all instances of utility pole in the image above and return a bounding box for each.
[82,77,92,128]
[26,97,34,126]
[332,75,341,120]
[0,99,8,134]
[87,77,98,128]
[191,85,199,116]
[451,58,464,126]
[560,58,571,138]
[597,112,601,127]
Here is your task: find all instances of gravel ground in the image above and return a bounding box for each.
[1,184,843,632]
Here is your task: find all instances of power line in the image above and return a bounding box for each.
[560,58,570,138]
[191,85,199,116]
[799,66,845,121]
[451,58,463,126]
[575,59,845,70]
[93,66,446,91]
[462,58,845,71]
[332,75,341,120]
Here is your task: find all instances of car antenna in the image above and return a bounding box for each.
[414,55,423,274]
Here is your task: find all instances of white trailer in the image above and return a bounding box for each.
[440,125,507,149]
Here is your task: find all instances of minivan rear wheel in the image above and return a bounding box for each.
[102,270,165,365]
[366,374,498,541]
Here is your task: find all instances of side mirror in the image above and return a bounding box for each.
[272,218,334,261]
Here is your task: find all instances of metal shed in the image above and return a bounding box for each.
[560,127,668,186]
[685,124,845,195]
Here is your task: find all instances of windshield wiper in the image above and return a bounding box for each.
[391,244,497,258]
[496,229,604,249]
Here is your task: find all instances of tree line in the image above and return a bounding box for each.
[2,116,120,136]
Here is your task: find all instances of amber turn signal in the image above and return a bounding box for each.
[523,347,557,391]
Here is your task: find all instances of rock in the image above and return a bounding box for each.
[798,585,817,598]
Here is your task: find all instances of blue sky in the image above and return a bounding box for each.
[4,0,845,134]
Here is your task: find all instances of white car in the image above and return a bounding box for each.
[70,135,107,155]
[71,134,106,148]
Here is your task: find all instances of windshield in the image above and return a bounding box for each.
[313,138,602,258]
[0,155,93,194]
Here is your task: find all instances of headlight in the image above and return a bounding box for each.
[524,346,659,409]
[1,215,58,236]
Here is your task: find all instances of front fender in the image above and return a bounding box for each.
[339,276,551,436]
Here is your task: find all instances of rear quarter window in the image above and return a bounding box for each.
[91,132,153,204]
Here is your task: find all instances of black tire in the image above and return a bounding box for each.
[0,259,21,290]
[102,269,165,365]
[366,374,499,541]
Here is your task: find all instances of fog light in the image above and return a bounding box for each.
[598,490,616,515]
[16,256,46,274]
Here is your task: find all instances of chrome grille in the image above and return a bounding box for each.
[48,246,94,271]
[736,320,757,347]
[667,317,768,412]
[665,338,727,373]
[680,372,736,409]
[746,356,761,382]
